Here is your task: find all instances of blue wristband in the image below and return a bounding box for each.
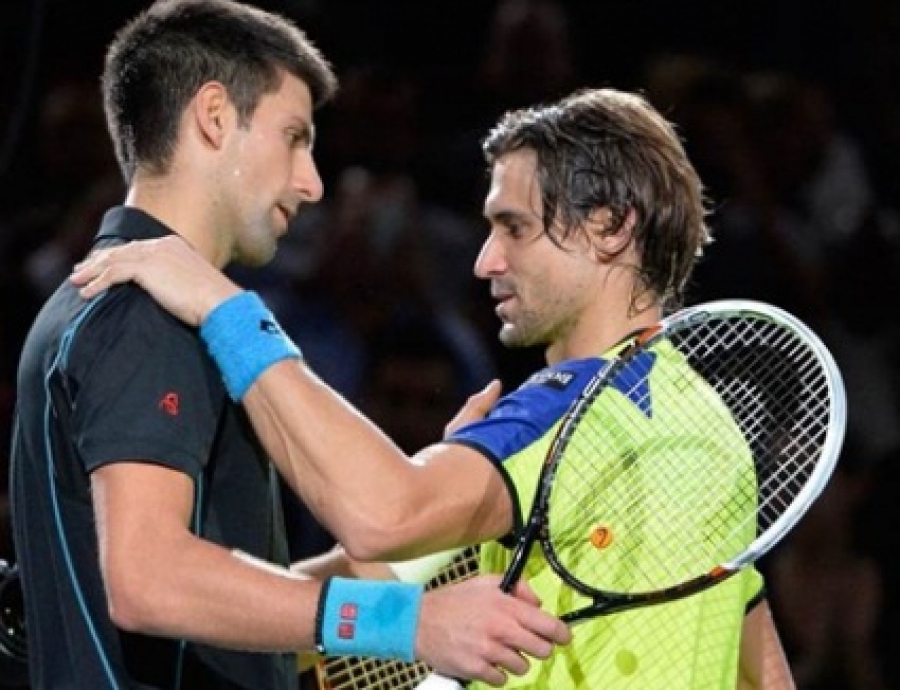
[199,291,301,401]
[315,577,424,662]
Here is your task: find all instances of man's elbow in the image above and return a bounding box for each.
[103,555,178,634]
[333,503,425,562]
[104,568,163,633]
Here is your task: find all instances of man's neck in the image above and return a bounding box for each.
[545,303,661,365]
[124,178,226,268]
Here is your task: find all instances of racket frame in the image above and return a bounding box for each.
[502,299,846,624]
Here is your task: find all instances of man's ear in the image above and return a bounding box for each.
[192,81,232,148]
[589,207,637,258]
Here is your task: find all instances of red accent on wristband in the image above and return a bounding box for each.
[338,622,355,640]
[340,603,358,620]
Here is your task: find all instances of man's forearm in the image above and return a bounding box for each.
[243,359,487,559]
[738,601,795,690]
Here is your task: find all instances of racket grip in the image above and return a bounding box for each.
[414,672,466,689]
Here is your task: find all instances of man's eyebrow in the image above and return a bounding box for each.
[485,209,531,224]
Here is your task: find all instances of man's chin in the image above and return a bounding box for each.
[498,324,526,348]
[236,254,269,269]
[233,240,279,269]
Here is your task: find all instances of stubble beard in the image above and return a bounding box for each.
[235,212,280,268]
[498,309,545,350]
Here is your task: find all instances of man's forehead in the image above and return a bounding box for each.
[255,76,316,133]
[484,151,541,215]
[264,72,314,111]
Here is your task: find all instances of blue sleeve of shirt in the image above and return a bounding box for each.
[446,358,605,464]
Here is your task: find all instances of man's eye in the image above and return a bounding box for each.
[288,132,309,148]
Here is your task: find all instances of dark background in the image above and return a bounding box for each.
[3,1,900,688]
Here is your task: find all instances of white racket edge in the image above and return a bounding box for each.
[388,548,465,584]
[679,300,848,570]
[414,673,465,690]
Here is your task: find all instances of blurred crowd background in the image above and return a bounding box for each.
[2,1,900,687]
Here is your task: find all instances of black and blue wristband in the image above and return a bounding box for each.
[315,577,424,662]
[199,291,301,401]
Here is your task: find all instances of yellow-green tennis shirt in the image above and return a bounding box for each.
[446,342,763,689]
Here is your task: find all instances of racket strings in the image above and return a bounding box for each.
[707,324,830,536]
[544,314,836,596]
[545,382,753,591]
[319,656,427,689]
[678,318,832,537]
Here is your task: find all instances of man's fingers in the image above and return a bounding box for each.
[71,250,111,283]
[67,235,236,326]
[472,379,502,407]
[444,379,503,436]
[72,257,138,298]
[506,578,541,606]
[416,574,570,684]
[71,243,148,293]
[77,269,113,299]
[506,584,572,654]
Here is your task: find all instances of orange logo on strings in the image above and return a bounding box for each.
[589,524,614,549]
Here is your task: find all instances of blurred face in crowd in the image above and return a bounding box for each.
[362,354,459,453]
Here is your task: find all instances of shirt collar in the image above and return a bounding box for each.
[92,206,175,245]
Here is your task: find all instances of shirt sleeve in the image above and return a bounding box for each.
[67,287,222,478]
[446,359,604,541]
[447,358,604,462]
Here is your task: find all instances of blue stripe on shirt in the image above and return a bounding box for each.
[447,352,657,464]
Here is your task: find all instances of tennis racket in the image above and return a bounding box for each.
[417,299,846,689]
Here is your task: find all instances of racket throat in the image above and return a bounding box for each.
[561,569,738,625]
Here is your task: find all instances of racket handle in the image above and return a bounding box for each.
[414,672,466,689]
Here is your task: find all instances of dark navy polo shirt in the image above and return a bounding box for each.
[10,207,294,689]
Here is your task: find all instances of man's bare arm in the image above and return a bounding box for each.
[243,359,511,560]
[71,236,512,560]
[737,600,795,690]
[94,461,567,684]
